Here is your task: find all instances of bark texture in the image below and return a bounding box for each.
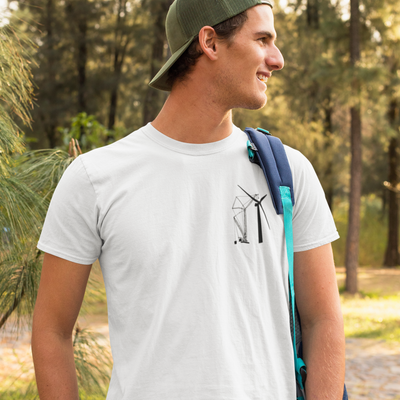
[45,0,58,147]
[384,100,400,267]
[108,0,132,131]
[142,0,173,126]
[345,0,361,294]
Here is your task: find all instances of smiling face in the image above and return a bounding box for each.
[212,5,284,111]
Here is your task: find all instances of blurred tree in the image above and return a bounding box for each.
[345,0,362,294]
[359,0,400,266]
[15,0,75,147]
[142,0,173,125]
[12,0,150,146]
[108,0,135,130]
[382,50,400,268]
[384,132,399,266]
[7,0,400,271]
[65,0,90,113]
[265,0,348,210]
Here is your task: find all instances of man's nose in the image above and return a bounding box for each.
[267,45,284,71]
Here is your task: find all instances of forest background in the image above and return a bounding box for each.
[0,0,399,306]
[0,0,400,397]
[4,0,399,267]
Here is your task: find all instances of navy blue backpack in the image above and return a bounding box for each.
[244,127,348,400]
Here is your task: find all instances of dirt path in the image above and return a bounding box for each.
[346,338,400,399]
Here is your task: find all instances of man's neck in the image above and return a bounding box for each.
[151,84,234,144]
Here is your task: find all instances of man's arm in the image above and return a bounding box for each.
[294,243,345,400]
[32,253,92,400]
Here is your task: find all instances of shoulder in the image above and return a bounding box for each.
[283,145,313,169]
[81,126,147,165]
[283,144,318,183]
[281,144,327,211]
[73,125,152,182]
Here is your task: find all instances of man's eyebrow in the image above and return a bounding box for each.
[255,31,277,40]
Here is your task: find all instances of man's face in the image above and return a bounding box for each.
[213,5,284,111]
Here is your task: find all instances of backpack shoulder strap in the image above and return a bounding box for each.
[244,127,306,397]
[244,127,348,400]
[244,127,295,214]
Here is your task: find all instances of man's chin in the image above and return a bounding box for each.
[230,92,268,111]
[244,95,268,111]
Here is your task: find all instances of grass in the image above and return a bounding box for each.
[341,294,400,341]
[338,266,400,342]
[0,389,108,399]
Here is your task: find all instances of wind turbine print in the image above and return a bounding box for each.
[238,185,270,244]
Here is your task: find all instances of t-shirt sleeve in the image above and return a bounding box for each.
[288,148,339,252]
[37,156,102,264]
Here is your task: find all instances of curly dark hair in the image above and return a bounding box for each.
[166,11,248,88]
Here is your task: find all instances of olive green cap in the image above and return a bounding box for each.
[149,0,273,92]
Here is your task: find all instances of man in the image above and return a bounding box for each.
[32,0,345,399]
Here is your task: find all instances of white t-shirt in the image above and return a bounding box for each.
[38,123,339,400]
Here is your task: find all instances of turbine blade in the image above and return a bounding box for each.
[260,205,270,230]
[238,185,257,202]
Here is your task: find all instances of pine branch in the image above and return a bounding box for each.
[0,286,25,329]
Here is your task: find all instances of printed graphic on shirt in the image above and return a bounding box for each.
[232,185,270,245]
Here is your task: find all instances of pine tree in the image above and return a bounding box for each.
[345,0,362,293]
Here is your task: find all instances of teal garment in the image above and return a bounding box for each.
[280,186,306,392]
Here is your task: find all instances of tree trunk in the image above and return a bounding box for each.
[306,0,319,29]
[345,0,361,294]
[108,0,131,131]
[66,0,88,114]
[384,100,400,267]
[142,0,173,126]
[77,2,88,113]
[108,50,122,131]
[323,92,334,211]
[45,0,58,148]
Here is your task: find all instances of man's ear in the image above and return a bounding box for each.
[198,26,219,61]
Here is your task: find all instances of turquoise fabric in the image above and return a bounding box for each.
[247,140,255,160]
[279,186,306,390]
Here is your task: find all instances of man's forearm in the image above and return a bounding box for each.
[32,330,79,400]
[302,318,346,400]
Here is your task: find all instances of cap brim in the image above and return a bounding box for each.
[149,37,195,92]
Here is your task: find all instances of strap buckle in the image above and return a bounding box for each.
[247,140,257,161]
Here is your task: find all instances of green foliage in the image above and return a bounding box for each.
[0,245,42,331]
[332,195,387,267]
[73,327,112,395]
[0,21,113,396]
[0,23,44,247]
[11,0,151,147]
[0,172,47,244]
[15,148,73,201]
[0,24,34,164]
[14,113,122,205]
[58,112,125,152]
